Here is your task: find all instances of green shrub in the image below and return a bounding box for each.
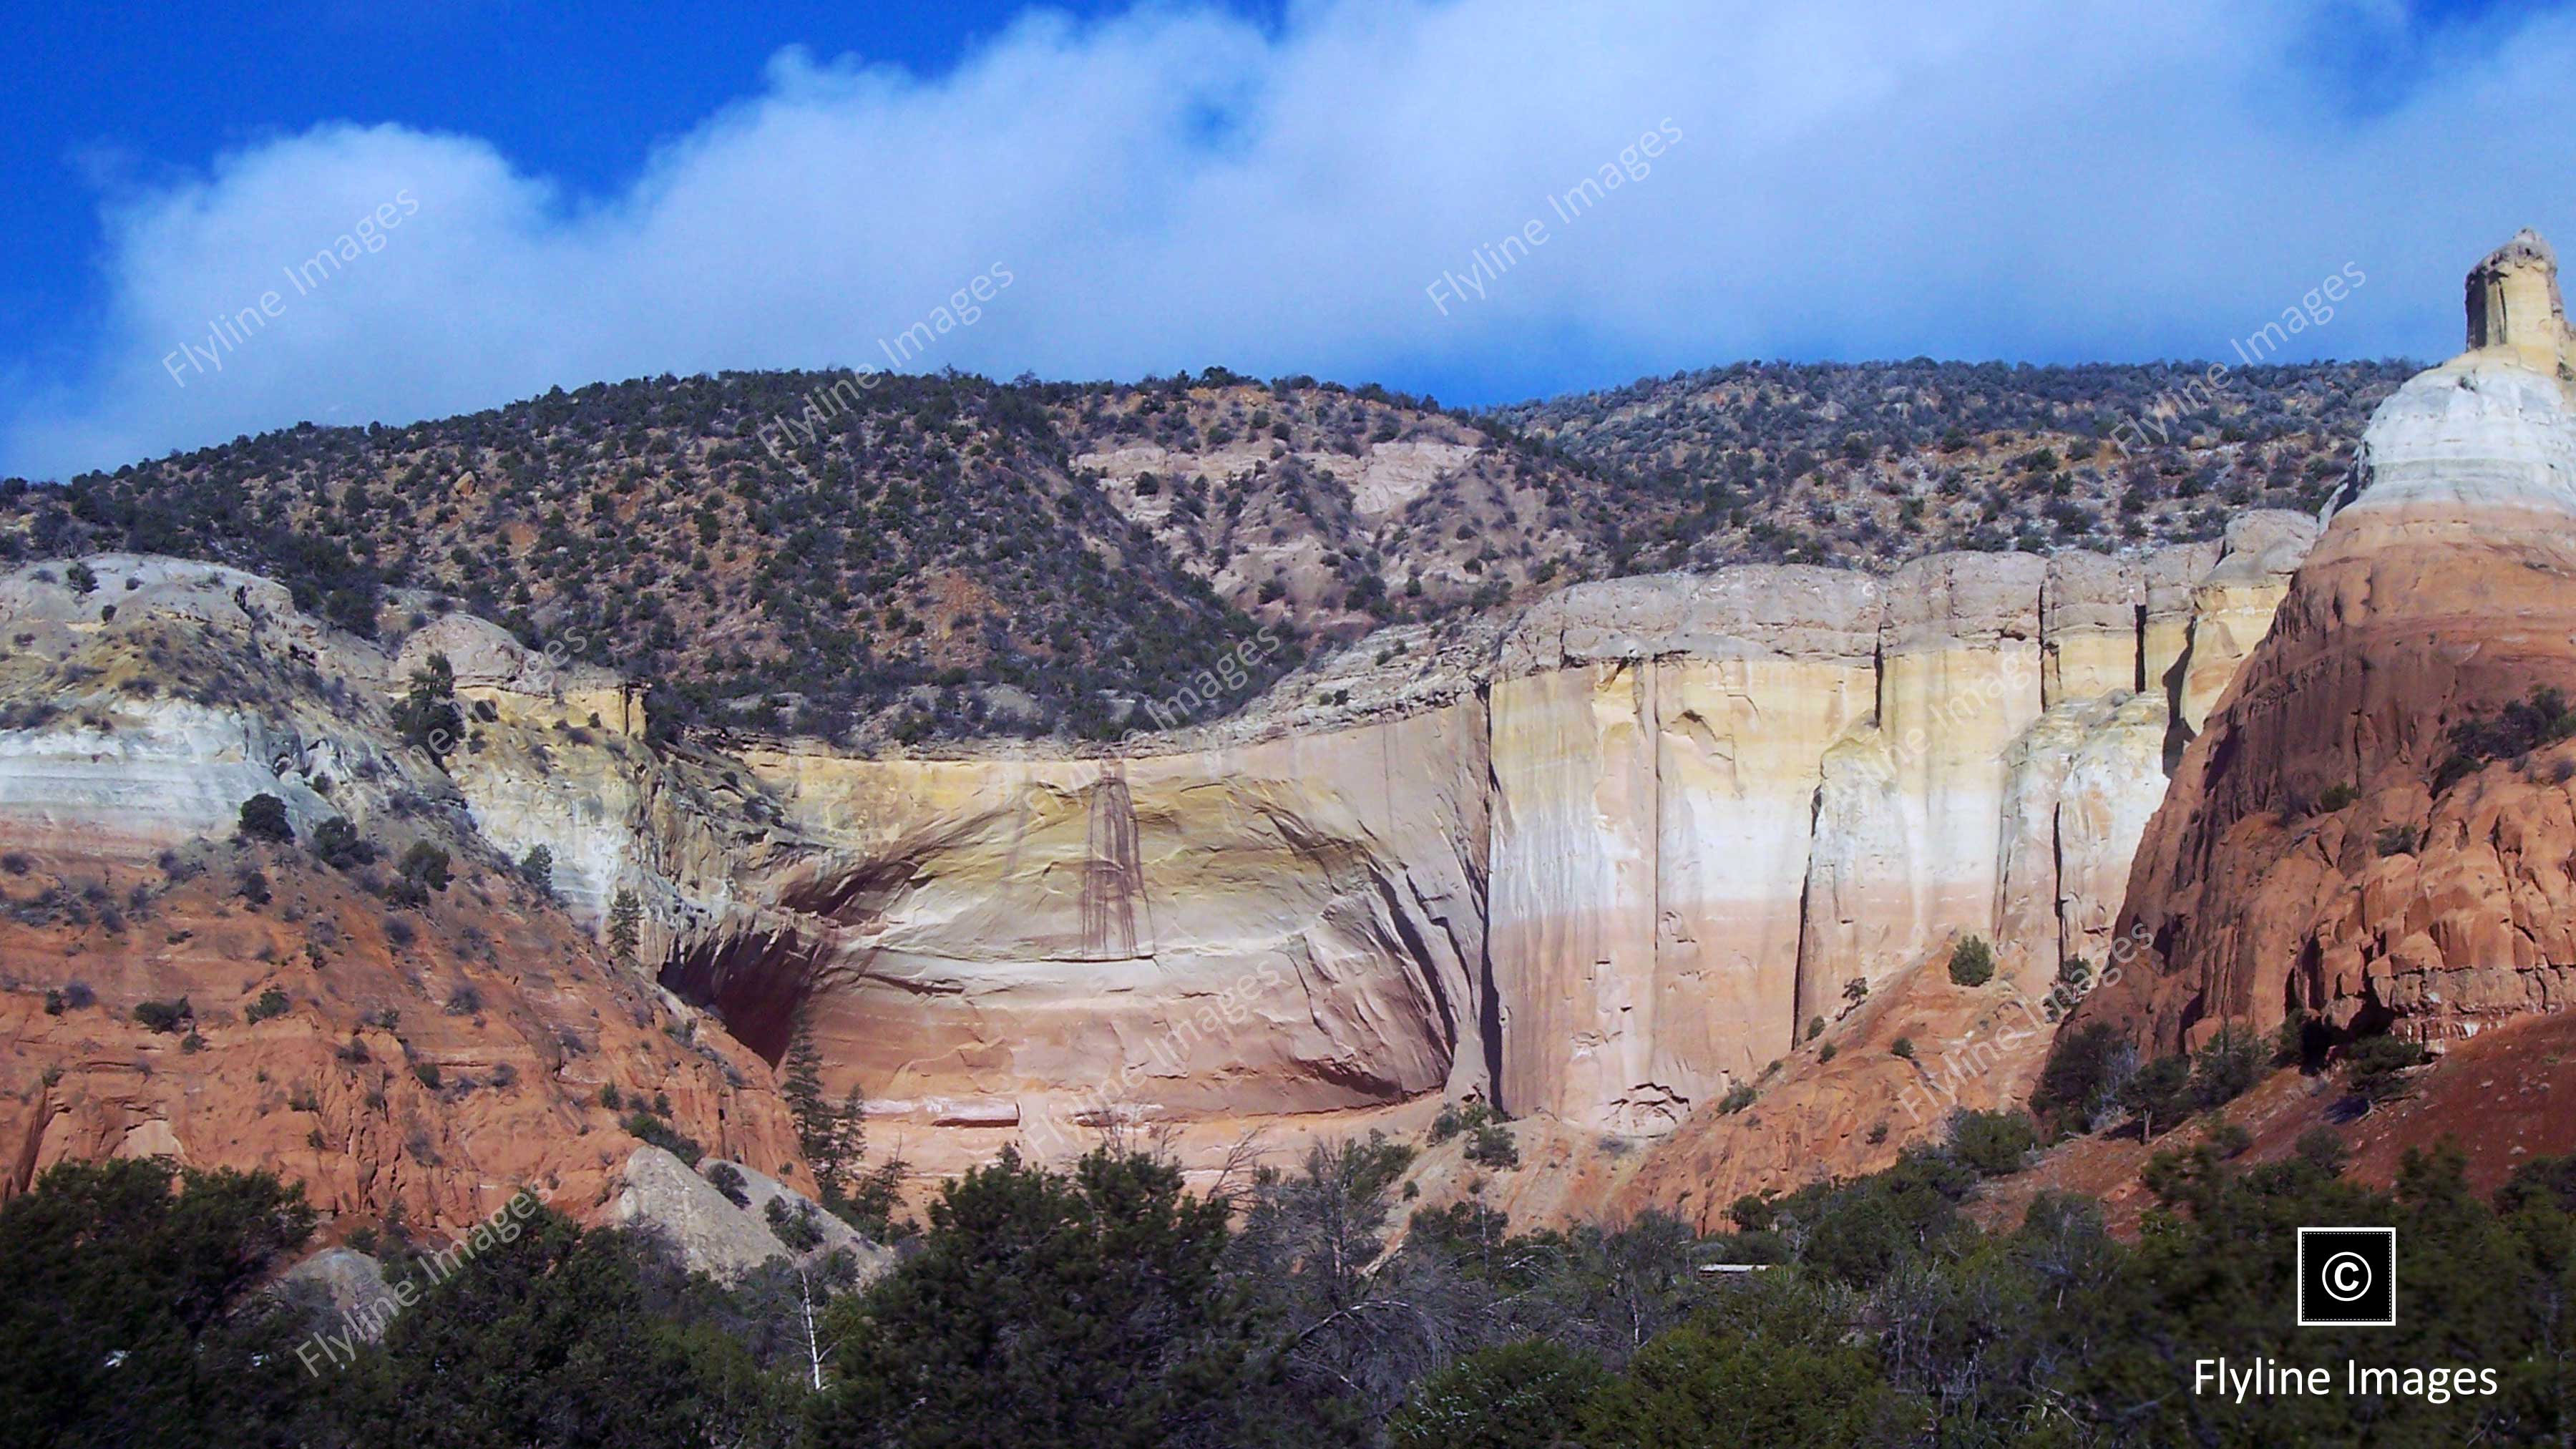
[2120,1055,2193,1138]
[2345,1034,2430,1104]
[763,1194,823,1250]
[398,841,452,893]
[131,997,192,1033]
[1432,1100,1494,1144]
[244,988,291,1024]
[2318,781,2358,811]
[703,1161,750,1209]
[1948,1108,2037,1177]
[1890,1038,1916,1060]
[1390,1337,1606,1449]
[1465,1121,1520,1169]
[517,845,554,897]
[623,1111,703,1167]
[1719,1083,1760,1115]
[1947,936,1995,987]
[237,794,294,844]
[308,817,376,870]
[2188,1025,2263,1109]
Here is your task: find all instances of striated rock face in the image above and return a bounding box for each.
[2175,511,2320,733]
[1490,567,1883,1134]
[665,705,1493,1166]
[1480,535,2294,1135]
[2094,231,2576,1052]
[0,496,2313,1206]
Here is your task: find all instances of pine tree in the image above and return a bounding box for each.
[605,889,640,964]
[781,1023,836,1192]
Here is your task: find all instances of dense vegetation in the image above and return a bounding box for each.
[0,359,2404,744]
[13,1103,2575,1447]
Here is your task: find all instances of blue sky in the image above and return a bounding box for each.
[4,0,2569,479]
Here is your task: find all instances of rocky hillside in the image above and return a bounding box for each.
[0,557,810,1241]
[0,361,2401,747]
[1498,358,2407,562]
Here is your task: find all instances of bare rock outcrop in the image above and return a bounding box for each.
[613,1146,888,1282]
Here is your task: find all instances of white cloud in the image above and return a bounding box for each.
[9,0,2574,478]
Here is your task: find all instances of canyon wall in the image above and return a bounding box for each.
[1480,527,2302,1135]
[2091,230,2576,1052]
[0,490,2317,1209]
[543,524,2302,1153]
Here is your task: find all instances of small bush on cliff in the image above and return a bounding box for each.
[1890,1038,1916,1060]
[1433,1100,1498,1144]
[606,889,641,962]
[517,844,553,899]
[1805,1016,1825,1043]
[391,653,464,765]
[131,997,191,1033]
[1946,937,1995,987]
[398,841,452,893]
[236,793,293,844]
[244,987,291,1024]
[763,1194,824,1250]
[2034,1023,2133,1133]
[2119,1055,2194,1138]
[2376,824,2419,857]
[1948,1108,2038,1177]
[308,817,376,871]
[2187,1025,2264,1110]
[2345,1034,2431,1106]
[2318,781,2358,812]
[623,1111,703,1168]
[2434,686,2576,793]
[703,1161,750,1209]
[1466,1121,1521,1169]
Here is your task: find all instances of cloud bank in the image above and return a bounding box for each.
[9,0,2574,479]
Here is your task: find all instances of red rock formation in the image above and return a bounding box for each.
[2091,230,2576,1052]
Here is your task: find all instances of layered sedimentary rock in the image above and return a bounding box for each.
[2094,231,2576,1051]
[1483,532,2298,1134]
[0,487,2316,1206]
[1488,569,1882,1134]
[664,704,1493,1159]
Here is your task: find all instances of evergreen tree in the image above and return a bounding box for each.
[781,1021,836,1191]
[607,888,642,963]
[391,652,465,764]
[0,1159,318,1449]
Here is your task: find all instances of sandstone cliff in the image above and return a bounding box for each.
[2091,229,2576,1053]
[0,474,2315,1216]
[426,514,2313,1163]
